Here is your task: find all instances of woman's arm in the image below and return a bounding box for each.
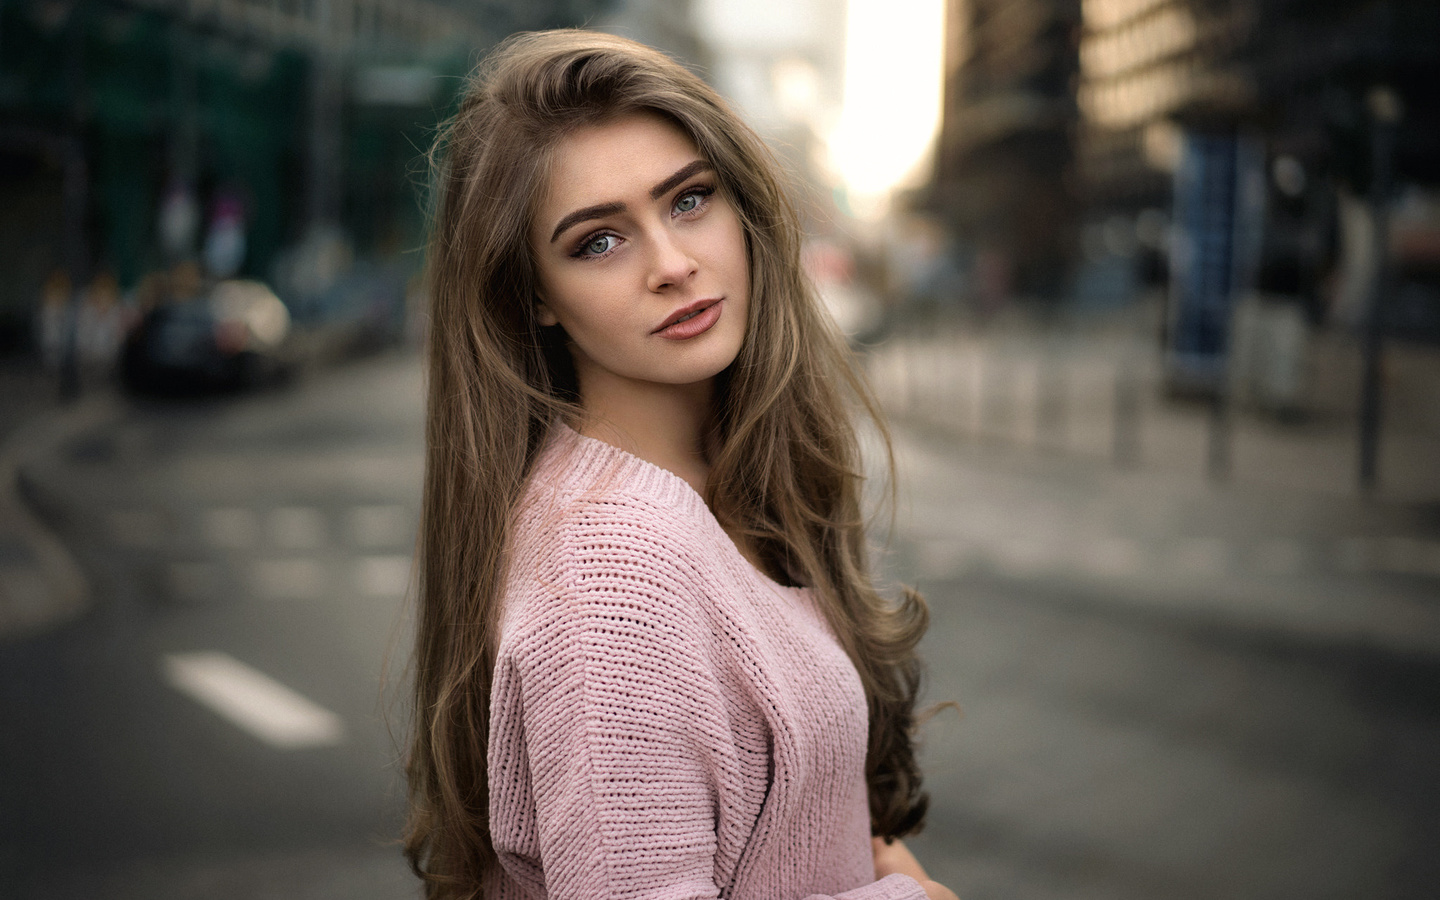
[490,590,931,899]
[489,506,934,900]
[489,580,726,899]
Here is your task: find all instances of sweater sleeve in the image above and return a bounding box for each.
[487,504,930,900]
[488,553,732,900]
[817,874,931,900]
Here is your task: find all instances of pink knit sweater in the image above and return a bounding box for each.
[484,424,926,900]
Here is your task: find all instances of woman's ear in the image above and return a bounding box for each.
[534,293,560,327]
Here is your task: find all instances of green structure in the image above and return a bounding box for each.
[0,0,615,352]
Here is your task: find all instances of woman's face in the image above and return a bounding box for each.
[530,112,750,403]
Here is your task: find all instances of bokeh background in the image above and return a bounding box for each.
[1,1,1437,898]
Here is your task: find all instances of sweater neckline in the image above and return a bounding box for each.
[552,421,807,598]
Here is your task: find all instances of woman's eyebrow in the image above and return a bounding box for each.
[550,202,626,244]
[547,160,715,244]
[649,159,712,200]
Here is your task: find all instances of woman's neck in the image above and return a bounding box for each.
[576,376,714,497]
[575,371,777,581]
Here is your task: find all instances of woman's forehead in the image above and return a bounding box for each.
[550,113,700,184]
[532,112,710,235]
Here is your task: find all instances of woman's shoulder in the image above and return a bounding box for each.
[515,423,715,550]
[501,426,728,639]
[499,501,721,672]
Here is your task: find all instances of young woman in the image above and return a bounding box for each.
[406,29,957,900]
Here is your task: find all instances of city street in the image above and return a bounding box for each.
[886,421,1440,900]
[1,353,424,898]
[2,348,1438,899]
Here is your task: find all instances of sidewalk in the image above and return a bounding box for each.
[865,317,1440,659]
[865,314,1440,505]
[0,359,121,639]
[882,420,1440,660]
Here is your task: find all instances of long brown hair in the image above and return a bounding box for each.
[407,29,929,898]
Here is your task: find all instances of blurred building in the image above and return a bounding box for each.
[0,0,621,355]
[1078,0,1440,202]
[693,0,846,208]
[1077,0,1440,398]
[691,0,885,336]
[930,0,1440,396]
[595,0,708,74]
[930,0,1083,306]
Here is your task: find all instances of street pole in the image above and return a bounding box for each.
[59,0,90,401]
[1358,86,1401,493]
[307,0,345,233]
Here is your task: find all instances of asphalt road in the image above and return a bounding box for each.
[1,353,424,899]
[888,420,1440,900]
[2,348,1436,899]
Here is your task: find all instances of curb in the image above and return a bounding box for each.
[0,393,123,640]
[885,418,1440,662]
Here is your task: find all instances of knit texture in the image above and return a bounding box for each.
[485,424,927,900]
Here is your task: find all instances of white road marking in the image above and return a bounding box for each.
[251,558,327,599]
[269,506,326,550]
[355,554,413,597]
[162,651,344,749]
[347,504,413,548]
[203,507,258,550]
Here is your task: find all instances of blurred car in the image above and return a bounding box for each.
[287,261,409,360]
[120,279,293,393]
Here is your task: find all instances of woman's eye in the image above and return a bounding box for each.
[578,235,617,257]
[674,187,711,215]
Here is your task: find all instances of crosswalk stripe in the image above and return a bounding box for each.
[203,507,258,550]
[347,504,413,548]
[269,506,326,550]
[162,651,344,749]
[355,554,413,597]
[251,558,328,599]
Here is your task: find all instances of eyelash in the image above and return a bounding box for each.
[569,185,716,260]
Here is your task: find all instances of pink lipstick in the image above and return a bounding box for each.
[653,299,722,340]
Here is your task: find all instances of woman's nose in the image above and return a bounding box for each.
[646,231,699,292]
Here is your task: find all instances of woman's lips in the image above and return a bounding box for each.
[654,299,722,340]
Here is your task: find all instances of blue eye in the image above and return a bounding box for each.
[577,234,618,257]
[674,187,713,215]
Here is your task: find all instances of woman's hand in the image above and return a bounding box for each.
[872,837,959,900]
[916,879,960,900]
[871,836,927,882]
